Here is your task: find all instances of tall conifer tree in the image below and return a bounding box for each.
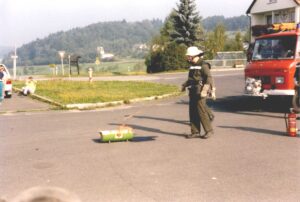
[171,0,202,46]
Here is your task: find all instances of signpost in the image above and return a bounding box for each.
[58,51,65,75]
[11,46,18,80]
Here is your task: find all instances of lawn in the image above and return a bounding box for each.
[14,80,179,105]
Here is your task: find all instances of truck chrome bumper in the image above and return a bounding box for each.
[262,89,295,96]
[244,89,295,97]
[245,77,295,97]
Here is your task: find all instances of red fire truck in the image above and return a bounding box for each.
[245,23,300,99]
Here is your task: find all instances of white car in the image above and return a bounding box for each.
[0,64,12,98]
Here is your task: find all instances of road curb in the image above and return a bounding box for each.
[13,87,64,108]
[65,92,181,110]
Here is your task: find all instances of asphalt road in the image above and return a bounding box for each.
[0,70,299,202]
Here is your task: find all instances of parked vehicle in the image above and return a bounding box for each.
[245,23,300,99]
[0,64,12,98]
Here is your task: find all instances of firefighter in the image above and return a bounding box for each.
[182,46,215,139]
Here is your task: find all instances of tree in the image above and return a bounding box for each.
[145,11,190,73]
[204,24,226,59]
[145,42,188,73]
[160,11,176,45]
[234,32,243,51]
[214,24,226,52]
[162,42,188,71]
[145,50,164,73]
[171,0,202,46]
[224,31,245,51]
[243,28,251,43]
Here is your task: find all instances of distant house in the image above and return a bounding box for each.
[247,0,300,40]
[133,43,148,51]
[97,46,114,61]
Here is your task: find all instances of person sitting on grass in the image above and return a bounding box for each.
[22,76,37,96]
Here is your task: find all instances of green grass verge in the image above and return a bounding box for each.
[14,80,179,105]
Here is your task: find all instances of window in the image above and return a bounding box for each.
[290,12,295,22]
[252,36,296,60]
[266,15,272,25]
[274,14,280,23]
[273,10,295,23]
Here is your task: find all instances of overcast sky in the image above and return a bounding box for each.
[0,0,253,47]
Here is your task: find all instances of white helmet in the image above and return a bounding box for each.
[186,46,203,57]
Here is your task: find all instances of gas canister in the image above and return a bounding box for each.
[99,126,134,143]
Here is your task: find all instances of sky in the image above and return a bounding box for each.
[0,0,253,47]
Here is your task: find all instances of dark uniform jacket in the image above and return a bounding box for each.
[182,60,213,95]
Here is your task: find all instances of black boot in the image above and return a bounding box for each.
[200,130,214,139]
[185,133,198,139]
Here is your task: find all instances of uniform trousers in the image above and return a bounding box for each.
[189,94,213,134]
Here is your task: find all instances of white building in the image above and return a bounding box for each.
[97,46,114,61]
[247,0,300,40]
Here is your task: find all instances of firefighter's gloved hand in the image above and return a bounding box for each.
[181,85,186,92]
[211,87,216,100]
[201,84,210,98]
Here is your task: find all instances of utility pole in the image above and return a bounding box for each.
[58,51,65,76]
[11,46,18,80]
[68,55,71,78]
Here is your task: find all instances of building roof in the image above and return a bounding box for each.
[246,0,256,14]
[246,0,300,14]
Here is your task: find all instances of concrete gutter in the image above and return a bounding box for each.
[65,92,181,110]
[13,87,64,108]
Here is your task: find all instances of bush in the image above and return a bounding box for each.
[145,43,188,73]
[145,48,165,73]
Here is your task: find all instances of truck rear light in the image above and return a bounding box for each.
[275,77,284,84]
[6,80,12,84]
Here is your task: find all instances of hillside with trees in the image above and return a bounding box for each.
[202,15,249,31]
[2,13,248,67]
[3,20,163,66]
